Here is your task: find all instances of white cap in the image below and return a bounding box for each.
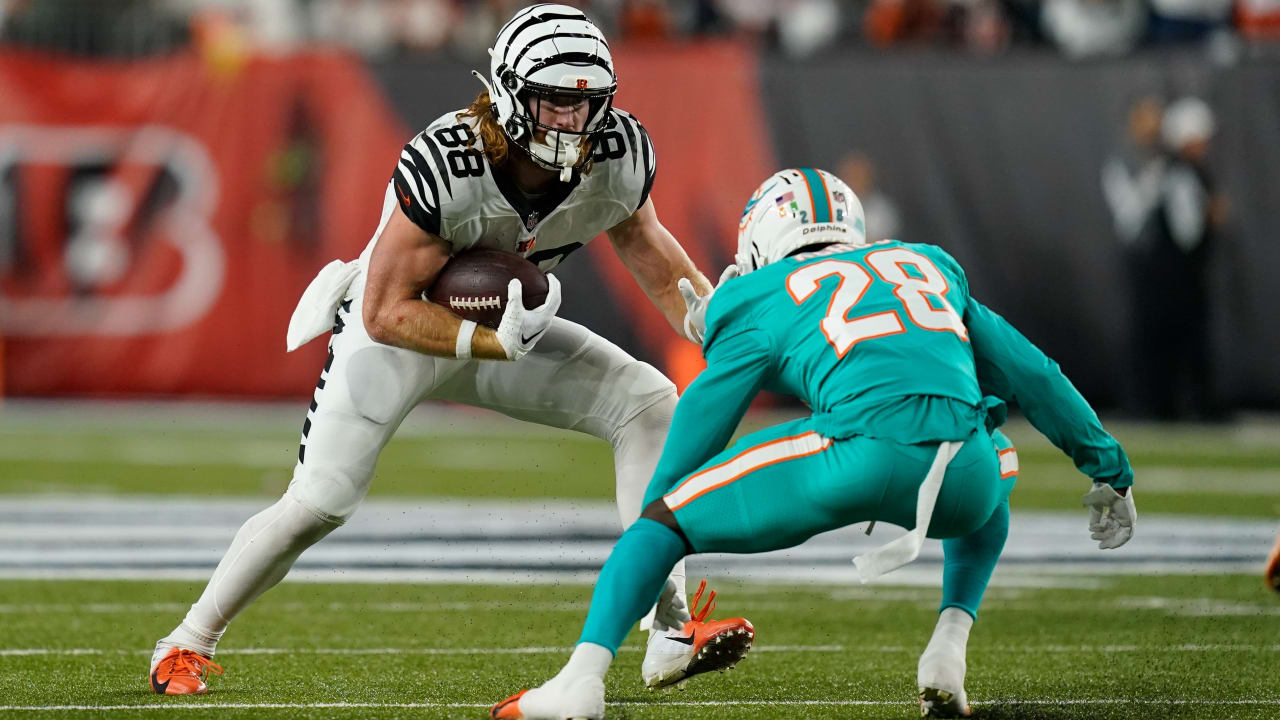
[1161,96,1216,150]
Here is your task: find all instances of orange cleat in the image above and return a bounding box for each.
[490,675,604,719]
[490,689,528,719]
[1267,531,1280,594]
[642,579,754,690]
[149,647,223,695]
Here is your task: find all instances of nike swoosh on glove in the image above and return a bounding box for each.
[495,275,562,361]
[679,265,740,344]
[1081,482,1136,550]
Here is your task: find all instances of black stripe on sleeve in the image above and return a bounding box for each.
[636,121,656,211]
[398,147,428,203]
[393,168,441,236]
[403,142,441,207]
[616,113,639,174]
[411,134,452,199]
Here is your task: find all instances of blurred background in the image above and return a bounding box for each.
[0,0,1277,419]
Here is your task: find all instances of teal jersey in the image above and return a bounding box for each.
[649,239,1132,499]
[704,240,983,441]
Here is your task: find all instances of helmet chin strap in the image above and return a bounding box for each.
[528,133,580,182]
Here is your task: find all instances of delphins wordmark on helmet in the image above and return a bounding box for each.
[736,168,867,274]
[475,4,618,182]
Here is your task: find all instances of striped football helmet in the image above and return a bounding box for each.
[736,168,866,273]
[479,4,617,181]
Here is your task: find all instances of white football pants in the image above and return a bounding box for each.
[169,274,684,649]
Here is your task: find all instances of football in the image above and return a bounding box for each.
[424,248,549,329]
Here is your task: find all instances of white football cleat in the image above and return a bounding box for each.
[917,645,969,718]
[641,579,754,690]
[490,674,604,720]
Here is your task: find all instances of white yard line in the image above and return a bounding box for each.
[4,643,1277,657]
[1,699,1277,711]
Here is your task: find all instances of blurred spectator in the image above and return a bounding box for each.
[838,152,902,242]
[1041,0,1146,58]
[1102,95,1165,247]
[1237,0,1280,40]
[1124,96,1224,419]
[776,0,842,57]
[865,0,948,46]
[619,0,672,39]
[1147,0,1234,43]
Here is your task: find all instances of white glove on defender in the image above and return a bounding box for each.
[495,275,562,361]
[679,265,740,344]
[1081,482,1136,549]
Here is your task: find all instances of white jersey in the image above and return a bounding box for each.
[371,107,656,271]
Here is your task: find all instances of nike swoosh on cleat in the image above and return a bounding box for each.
[150,669,170,694]
[667,634,695,646]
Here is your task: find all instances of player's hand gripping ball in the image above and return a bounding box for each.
[425,249,550,329]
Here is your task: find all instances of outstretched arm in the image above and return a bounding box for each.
[642,329,773,507]
[966,299,1133,489]
[607,198,712,340]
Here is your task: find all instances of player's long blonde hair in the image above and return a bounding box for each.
[458,90,596,174]
[458,91,510,167]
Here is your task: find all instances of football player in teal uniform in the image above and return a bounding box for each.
[491,168,1136,720]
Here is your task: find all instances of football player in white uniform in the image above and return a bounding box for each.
[147,3,750,696]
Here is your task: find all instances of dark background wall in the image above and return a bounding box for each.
[758,50,1280,411]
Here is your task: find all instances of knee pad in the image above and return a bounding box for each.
[286,484,356,525]
[612,390,675,450]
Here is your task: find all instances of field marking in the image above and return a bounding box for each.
[5,643,1278,657]
[7,594,1280,617]
[2,699,1278,711]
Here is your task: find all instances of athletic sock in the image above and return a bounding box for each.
[554,642,614,682]
[161,494,340,657]
[918,607,973,690]
[158,622,221,659]
[940,497,1009,619]
[578,518,687,653]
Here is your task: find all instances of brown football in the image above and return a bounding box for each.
[424,248,549,329]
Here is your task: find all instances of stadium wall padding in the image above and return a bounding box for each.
[1,44,1276,411]
[0,48,406,397]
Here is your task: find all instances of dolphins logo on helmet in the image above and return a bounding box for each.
[736,168,866,274]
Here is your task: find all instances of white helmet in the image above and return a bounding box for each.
[477,4,617,181]
[736,168,866,273]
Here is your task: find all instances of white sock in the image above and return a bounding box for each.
[555,642,614,682]
[918,607,972,688]
[160,494,340,656]
[609,396,690,633]
[930,607,973,647]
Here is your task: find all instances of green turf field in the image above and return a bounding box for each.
[2,404,1278,517]
[1,404,1278,718]
[1,576,1278,719]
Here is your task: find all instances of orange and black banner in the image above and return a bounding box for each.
[0,48,405,396]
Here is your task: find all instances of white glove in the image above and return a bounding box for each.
[494,275,561,361]
[679,265,740,343]
[1081,482,1136,549]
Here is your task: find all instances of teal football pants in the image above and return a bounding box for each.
[650,418,1012,553]
[578,421,1018,652]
